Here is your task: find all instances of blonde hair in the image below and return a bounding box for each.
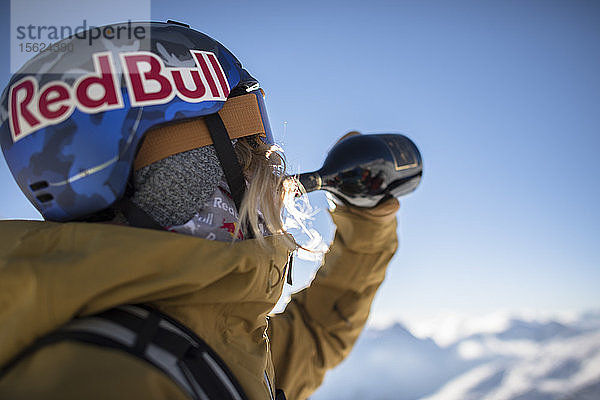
[234,135,298,245]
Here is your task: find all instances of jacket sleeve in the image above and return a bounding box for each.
[268,199,399,399]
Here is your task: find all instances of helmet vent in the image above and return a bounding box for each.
[36,193,54,203]
[30,181,49,191]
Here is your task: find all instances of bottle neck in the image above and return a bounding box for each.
[297,171,322,193]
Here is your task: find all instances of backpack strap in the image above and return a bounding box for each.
[0,305,250,400]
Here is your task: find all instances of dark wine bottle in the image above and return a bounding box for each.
[298,133,422,208]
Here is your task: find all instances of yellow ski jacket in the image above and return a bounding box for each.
[0,201,398,400]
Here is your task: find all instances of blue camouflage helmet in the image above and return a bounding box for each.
[0,21,273,222]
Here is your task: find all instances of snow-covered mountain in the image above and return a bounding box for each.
[310,311,600,400]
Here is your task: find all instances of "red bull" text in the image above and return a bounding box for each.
[8,50,230,142]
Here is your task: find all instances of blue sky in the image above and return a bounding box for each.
[1,0,599,325]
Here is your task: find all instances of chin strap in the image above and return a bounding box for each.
[204,113,254,239]
[114,197,165,231]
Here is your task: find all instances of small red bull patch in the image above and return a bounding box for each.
[219,219,243,240]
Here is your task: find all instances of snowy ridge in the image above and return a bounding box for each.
[310,311,600,400]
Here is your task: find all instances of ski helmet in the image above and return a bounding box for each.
[0,20,273,222]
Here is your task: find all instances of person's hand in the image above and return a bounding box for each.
[333,196,399,223]
[327,130,400,222]
[336,130,362,142]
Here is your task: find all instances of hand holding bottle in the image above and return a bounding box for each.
[298,132,422,208]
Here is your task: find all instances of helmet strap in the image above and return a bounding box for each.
[114,196,165,231]
[204,113,254,239]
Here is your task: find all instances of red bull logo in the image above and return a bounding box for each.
[220,219,244,240]
[8,50,230,142]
